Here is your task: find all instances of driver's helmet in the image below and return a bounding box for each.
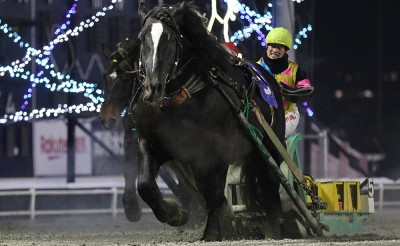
[265,27,293,50]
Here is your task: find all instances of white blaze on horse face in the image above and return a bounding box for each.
[109,71,117,80]
[150,22,163,72]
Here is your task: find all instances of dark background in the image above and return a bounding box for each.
[296,0,400,178]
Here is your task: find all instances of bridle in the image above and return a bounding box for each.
[102,40,143,121]
[137,6,208,107]
[138,7,184,86]
[113,41,139,75]
[106,40,140,91]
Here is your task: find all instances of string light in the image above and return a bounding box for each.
[293,24,312,50]
[230,2,273,46]
[208,0,312,49]
[0,0,119,124]
[0,19,104,107]
[54,1,78,35]
[0,102,101,124]
[1,0,312,124]
[21,0,80,109]
[303,102,314,117]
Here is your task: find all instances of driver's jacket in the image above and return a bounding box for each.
[257,58,311,113]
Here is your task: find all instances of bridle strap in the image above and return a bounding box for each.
[139,7,183,85]
[113,42,137,74]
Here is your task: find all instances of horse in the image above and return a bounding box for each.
[99,37,143,222]
[99,36,201,224]
[135,1,286,241]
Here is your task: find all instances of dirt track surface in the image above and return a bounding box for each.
[0,208,399,246]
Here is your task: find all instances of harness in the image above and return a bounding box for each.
[139,7,183,87]
[133,5,324,236]
[112,39,139,74]
[107,39,143,124]
[138,7,207,107]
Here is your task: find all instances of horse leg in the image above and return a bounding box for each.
[200,168,227,241]
[122,127,142,222]
[257,163,282,239]
[137,138,188,226]
[263,181,282,239]
[262,138,285,239]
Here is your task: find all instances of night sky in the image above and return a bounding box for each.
[296,0,400,178]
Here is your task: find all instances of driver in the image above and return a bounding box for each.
[257,27,313,137]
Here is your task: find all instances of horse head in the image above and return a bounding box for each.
[138,2,237,107]
[138,3,188,106]
[99,38,140,129]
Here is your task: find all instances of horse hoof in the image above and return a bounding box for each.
[164,198,189,227]
[123,195,142,222]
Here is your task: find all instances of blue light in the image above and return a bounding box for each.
[306,107,314,117]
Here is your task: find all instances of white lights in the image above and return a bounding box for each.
[334,90,344,99]
[1,0,314,125]
[361,90,374,99]
[208,0,312,49]
[293,24,312,50]
[0,0,118,124]
[1,102,102,123]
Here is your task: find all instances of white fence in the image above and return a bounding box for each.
[0,176,171,220]
[0,176,398,220]
[375,179,400,210]
[0,187,122,219]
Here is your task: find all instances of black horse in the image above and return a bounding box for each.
[99,36,208,225]
[135,1,285,241]
[99,37,143,222]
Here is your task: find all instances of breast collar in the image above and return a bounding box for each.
[162,59,207,107]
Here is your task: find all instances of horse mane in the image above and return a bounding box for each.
[171,2,235,74]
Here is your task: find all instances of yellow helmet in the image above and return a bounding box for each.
[265,27,293,50]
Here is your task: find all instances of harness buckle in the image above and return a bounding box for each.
[169,86,191,106]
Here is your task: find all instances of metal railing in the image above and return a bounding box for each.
[0,187,123,219]
[375,182,400,210]
[0,176,171,220]
[0,176,398,220]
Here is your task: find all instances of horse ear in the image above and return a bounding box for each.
[101,44,112,59]
[172,1,186,24]
[138,1,149,24]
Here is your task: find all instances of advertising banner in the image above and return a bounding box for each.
[92,129,125,175]
[33,119,92,176]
